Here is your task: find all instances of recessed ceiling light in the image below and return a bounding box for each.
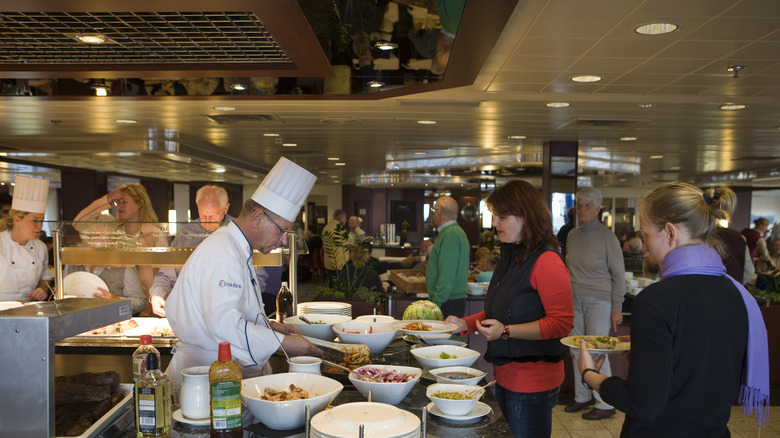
[328,157,340,161]
[592,146,607,150]
[75,33,108,44]
[335,162,346,166]
[720,104,747,111]
[319,171,327,174]
[670,166,681,170]
[507,135,526,139]
[213,106,236,112]
[115,119,137,124]
[638,103,654,108]
[91,83,110,96]
[367,80,385,88]
[282,143,297,147]
[263,133,279,137]
[413,152,428,155]
[620,137,637,141]
[374,41,398,50]
[494,145,509,149]
[571,75,602,83]
[650,155,663,159]
[330,175,338,178]
[417,120,437,125]
[634,22,679,35]
[546,102,570,108]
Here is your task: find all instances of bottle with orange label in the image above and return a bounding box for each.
[209,342,242,437]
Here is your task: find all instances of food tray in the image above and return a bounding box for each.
[388,269,427,294]
[56,383,134,438]
[76,317,173,338]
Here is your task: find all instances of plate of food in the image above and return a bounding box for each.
[560,335,630,353]
[391,320,458,336]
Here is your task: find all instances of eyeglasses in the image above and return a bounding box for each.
[263,210,291,236]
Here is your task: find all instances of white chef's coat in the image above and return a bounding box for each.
[165,221,277,394]
[0,230,53,301]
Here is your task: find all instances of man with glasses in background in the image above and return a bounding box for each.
[165,157,322,396]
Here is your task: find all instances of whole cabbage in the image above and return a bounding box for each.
[402,300,443,321]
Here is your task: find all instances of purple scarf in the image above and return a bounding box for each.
[661,245,769,426]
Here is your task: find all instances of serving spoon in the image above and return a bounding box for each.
[467,379,496,398]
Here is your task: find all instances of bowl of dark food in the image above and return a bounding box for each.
[426,383,484,416]
[430,366,486,386]
[410,345,480,369]
[285,313,352,341]
[348,364,422,405]
[242,373,343,430]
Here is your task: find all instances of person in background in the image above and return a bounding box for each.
[149,185,268,317]
[741,217,770,262]
[347,215,365,242]
[337,239,385,293]
[427,196,470,317]
[469,246,491,281]
[556,207,575,255]
[623,237,645,276]
[0,176,52,302]
[578,182,769,435]
[757,237,780,274]
[0,192,12,219]
[476,249,500,283]
[74,183,169,313]
[401,239,434,271]
[715,225,754,286]
[642,254,660,280]
[322,209,350,283]
[165,157,322,395]
[445,180,573,437]
[564,187,625,420]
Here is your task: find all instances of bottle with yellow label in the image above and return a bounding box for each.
[209,342,242,437]
[134,353,171,437]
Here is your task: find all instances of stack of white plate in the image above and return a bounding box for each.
[297,301,352,317]
[310,402,420,438]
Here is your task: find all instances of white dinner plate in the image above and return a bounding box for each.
[560,336,631,354]
[391,320,458,336]
[172,409,210,426]
[426,401,491,422]
[63,271,109,298]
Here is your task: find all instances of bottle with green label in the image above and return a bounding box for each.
[209,342,242,437]
[134,353,171,437]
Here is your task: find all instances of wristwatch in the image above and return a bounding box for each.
[581,368,599,389]
[500,324,510,340]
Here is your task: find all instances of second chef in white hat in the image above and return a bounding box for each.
[165,157,322,397]
[0,176,53,301]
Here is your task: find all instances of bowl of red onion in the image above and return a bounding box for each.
[348,364,422,405]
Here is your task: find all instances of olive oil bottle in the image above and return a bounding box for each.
[209,342,242,437]
[134,353,171,437]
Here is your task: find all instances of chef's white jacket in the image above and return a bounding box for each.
[0,230,53,301]
[165,221,278,393]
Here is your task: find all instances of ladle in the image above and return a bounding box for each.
[260,313,291,363]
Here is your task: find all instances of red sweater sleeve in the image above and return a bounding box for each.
[462,310,486,334]
[531,251,574,339]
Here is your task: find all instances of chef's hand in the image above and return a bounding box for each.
[444,315,466,333]
[150,295,166,317]
[476,319,504,341]
[576,339,605,374]
[269,321,298,335]
[611,311,623,332]
[28,287,47,301]
[281,334,323,357]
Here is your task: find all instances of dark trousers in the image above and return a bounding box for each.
[440,298,467,318]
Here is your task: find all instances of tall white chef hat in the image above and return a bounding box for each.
[11,175,49,214]
[251,157,317,222]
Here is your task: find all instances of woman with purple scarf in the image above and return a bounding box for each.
[577,182,769,436]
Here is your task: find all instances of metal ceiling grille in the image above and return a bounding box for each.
[0,11,290,64]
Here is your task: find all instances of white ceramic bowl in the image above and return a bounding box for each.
[409,345,480,369]
[354,314,395,323]
[429,366,486,386]
[348,364,422,405]
[285,313,352,341]
[332,321,397,354]
[242,373,343,430]
[410,338,468,348]
[466,282,489,296]
[426,383,483,416]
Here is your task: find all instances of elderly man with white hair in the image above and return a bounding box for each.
[427,196,470,317]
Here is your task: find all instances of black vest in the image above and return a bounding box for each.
[484,244,566,366]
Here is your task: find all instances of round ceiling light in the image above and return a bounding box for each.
[374,41,398,50]
[367,80,385,88]
[571,75,602,83]
[634,22,679,35]
[620,137,638,141]
[720,104,747,111]
[417,120,437,125]
[76,33,108,44]
[546,102,570,108]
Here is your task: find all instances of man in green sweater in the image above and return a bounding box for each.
[427,196,469,317]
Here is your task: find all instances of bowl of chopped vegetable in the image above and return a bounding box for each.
[285,313,352,341]
[348,364,422,405]
[333,321,397,354]
[426,383,484,416]
[409,345,480,369]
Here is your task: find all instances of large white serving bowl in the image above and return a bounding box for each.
[333,321,397,354]
[429,366,486,386]
[348,364,422,405]
[354,314,395,323]
[426,383,484,416]
[241,373,343,430]
[284,313,352,341]
[409,345,480,369]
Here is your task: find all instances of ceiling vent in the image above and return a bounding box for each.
[559,118,649,130]
[205,114,282,124]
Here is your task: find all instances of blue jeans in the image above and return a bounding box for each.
[495,384,559,438]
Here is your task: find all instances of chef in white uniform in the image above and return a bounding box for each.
[0,176,53,302]
[165,157,322,394]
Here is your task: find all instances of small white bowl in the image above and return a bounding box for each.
[466,282,489,296]
[348,364,422,405]
[333,321,397,354]
[410,345,480,369]
[426,383,483,416]
[285,313,352,341]
[430,366,485,386]
[354,315,395,323]
[410,338,467,348]
[242,373,343,430]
